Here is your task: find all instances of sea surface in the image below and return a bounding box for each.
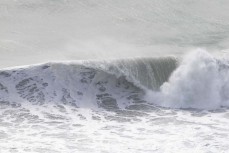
[1,0,229,153]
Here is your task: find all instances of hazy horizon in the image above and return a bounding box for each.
[1,0,229,68]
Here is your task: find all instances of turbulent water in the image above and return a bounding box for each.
[0,50,229,152]
[1,0,229,153]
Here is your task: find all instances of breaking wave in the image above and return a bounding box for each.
[147,49,229,109]
[1,49,229,110]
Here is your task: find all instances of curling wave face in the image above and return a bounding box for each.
[0,56,177,111]
[1,50,229,110]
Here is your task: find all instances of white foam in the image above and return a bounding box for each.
[146,49,229,109]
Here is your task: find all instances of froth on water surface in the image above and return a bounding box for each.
[1,100,229,153]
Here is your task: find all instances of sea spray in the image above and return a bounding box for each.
[146,49,229,109]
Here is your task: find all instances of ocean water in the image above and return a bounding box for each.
[1,0,229,153]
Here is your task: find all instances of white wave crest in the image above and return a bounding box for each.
[147,49,229,109]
